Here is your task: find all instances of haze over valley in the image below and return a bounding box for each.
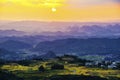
[0,21,120,61]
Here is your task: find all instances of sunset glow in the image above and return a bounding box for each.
[0,0,120,21]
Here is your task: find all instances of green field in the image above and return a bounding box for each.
[0,59,120,80]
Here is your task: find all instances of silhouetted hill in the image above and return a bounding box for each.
[33,38,120,55]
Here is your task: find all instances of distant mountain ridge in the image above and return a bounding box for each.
[0,48,18,61]
[68,24,120,37]
[0,29,27,37]
[0,21,120,38]
[0,40,32,51]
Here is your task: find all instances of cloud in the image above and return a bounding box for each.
[67,0,120,7]
[0,0,65,8]
[0,0,119,7]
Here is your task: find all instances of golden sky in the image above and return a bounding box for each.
[0,0,120,22]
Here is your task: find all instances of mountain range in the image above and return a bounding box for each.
[0,21,120,38]
[0,38,120,61]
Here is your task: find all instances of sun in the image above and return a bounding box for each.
[52,8,57,12]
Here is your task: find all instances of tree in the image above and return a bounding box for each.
[51,64,64,70]
[116,63,120,70]
[38,65,45,72]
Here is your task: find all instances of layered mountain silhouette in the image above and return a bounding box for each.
[0,21,120,61]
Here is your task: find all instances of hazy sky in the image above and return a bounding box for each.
[0,0,120,22]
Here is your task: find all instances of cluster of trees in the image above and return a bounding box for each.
[39,64,64,72]
[117,63,120,70]
[0,59,5,66]
[51,64,64,70]
[38,65,45,72]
